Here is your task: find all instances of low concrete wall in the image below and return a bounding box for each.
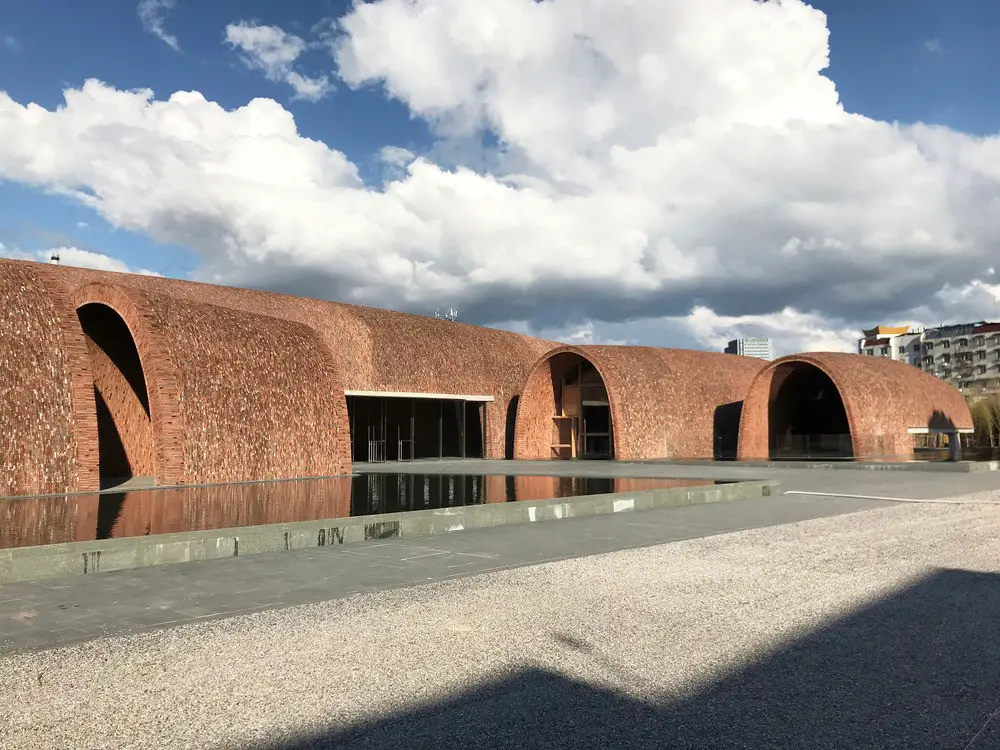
[0,479,778,584]
[661,459,1000,473]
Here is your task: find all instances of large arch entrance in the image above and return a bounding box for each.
[517,352,615,460]
[76,303,156,487]
[768,363,853,458]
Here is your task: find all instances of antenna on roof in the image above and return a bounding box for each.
[434,307,459,322]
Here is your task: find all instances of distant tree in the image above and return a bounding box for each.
[966,393,1000,447]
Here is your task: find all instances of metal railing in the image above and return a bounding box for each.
[771,433,853,459]
[367,424,386,463]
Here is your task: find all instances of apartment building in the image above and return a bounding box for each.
[857,325,925,366]
[859,322,1000,393]
[724,337,773,360]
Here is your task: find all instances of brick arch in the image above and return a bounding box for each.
[513,347,619,460]
[75,281,351,486]
[72,282,185,485]
[52,264,556,461]
[737,352,974,459]
[0,260,99,495]
[515,344,766,460]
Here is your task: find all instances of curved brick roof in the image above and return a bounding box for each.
[51,264,554,460]
[0,260,98,496]
[738,352,973,459]
[72,281,350,487]
[514,344,767,460]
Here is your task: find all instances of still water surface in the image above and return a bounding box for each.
[0,473,724,550]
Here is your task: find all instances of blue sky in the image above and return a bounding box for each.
[1,0,996,278]
[0,0,434,276]
[1,0,999,352]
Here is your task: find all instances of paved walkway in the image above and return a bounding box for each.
[0,491,888,653]
[2,459,998,654]
[5,500,1000,749]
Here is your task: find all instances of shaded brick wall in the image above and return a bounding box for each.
[515,345,766,460]
[78,303,157,479]
[0,261,98,496]
[74,281,351,487]
[737,353,974,459]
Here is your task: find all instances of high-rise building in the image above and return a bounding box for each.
[724,337,773,360]
[859,322,1000,393]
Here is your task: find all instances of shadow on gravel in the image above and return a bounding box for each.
[257,568,1000,749]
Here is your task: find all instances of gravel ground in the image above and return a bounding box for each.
[4,497,1000,749]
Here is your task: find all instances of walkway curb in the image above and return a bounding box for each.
[0,479,778,584]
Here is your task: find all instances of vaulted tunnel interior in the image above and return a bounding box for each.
[76,303,156,486]
[768,363,853,458]
[548,354,614,460]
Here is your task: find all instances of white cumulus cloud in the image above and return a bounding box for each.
[1,0,999,354]
[0,244,161,276]
[225,22,332,102]
[683,306,859,356]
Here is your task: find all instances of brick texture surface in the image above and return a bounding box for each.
[0,259,978,497]
[0,261,98,496]
[514,345,766,460]
[53,265,553,461]
[73,281,351,486]
[737,352,974,459]
[78,303,157,478]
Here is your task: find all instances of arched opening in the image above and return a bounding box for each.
[768,363,853,458]
[505,396,520,459]
[76,303,156,487]
[547,353,614,460]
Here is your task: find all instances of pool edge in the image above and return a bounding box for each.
[0,479,779,585]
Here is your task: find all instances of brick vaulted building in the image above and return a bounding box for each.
[0,259,974,497]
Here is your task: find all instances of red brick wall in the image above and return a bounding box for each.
[737,353,974,459]
[0,261,98,496]
[78,303,157,478]
[73,281,351,486]
[514,345,766,460]
[53,264,554,460]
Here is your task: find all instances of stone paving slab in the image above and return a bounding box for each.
[0,492,890,653]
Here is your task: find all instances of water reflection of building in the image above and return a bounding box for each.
[0,479,352,550]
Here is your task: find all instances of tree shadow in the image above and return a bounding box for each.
[254,568,1000,749]
[928,409,957,432]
